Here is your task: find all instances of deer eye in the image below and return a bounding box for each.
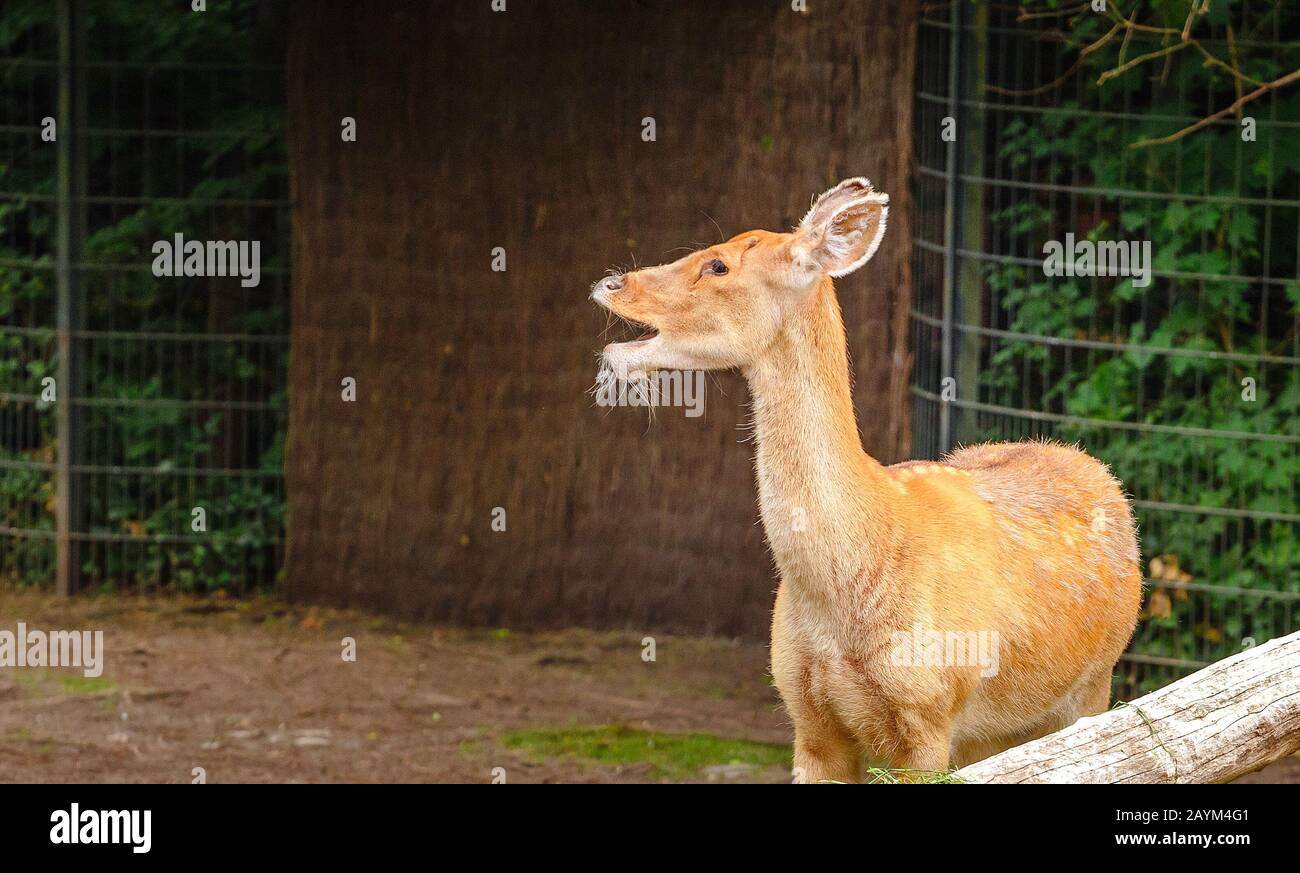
[706,258,728,275]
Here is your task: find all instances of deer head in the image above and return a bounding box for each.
[591,177,888,378]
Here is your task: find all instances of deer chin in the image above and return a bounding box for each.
[601,330,666,381]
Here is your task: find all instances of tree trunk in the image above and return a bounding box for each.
[955,631,1300,784]
[284,0,917,636]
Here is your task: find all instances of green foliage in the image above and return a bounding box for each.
[0,1,286,591]
[983,2,1300,687]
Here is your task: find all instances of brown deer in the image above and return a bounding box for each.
[591,178,1142,781]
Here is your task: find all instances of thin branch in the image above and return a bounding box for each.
[1016,2,1091,21]
[1226,24,1246,111]
[1081,21,1122,58]
[1180,0,1203,42]
[1097,41,1191,85]
[1117,16,1134,66]
[988,56,1084,96]
[1097,3,1261,90]
[1129,67,1300,149]
[1008,1,1292,150]
[1104,6,1179,36]
[1190,39,1263,88]
[988,21,1118,97]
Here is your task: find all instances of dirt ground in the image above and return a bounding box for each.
[0,590,793,783]
[0,590,1294,784]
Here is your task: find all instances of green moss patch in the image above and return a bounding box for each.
[503,724,790,780]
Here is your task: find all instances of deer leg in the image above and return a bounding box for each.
[890,724,954,780]
[792,723,862,784]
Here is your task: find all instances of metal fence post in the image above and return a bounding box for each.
[939,0,966,456]
[55,0,86,596]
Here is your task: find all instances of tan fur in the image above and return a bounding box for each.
[591,179,1142,780]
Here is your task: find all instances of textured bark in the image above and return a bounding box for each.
[284,0,917,635]
[955,631,1300,784]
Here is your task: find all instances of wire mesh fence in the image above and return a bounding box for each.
[913,1,1300,700]
[0,0,288,595]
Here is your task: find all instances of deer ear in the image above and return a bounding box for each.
[797,178,889,278]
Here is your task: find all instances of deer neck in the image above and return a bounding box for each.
[744,278,894,596]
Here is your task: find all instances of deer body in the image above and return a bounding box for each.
[592,179,1142,780]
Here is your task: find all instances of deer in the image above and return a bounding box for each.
[590,178,1143,782]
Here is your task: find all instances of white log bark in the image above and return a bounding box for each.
[954,630,1300,784]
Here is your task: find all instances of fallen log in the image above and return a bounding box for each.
[954,630,1300,784]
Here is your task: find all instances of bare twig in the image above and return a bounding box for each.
[1104,6,1179,36]
[1016,2,1091,22]
[1190,38,1263,88]
[1129,67,1300,149]
[1081,22,1122,57]
[988,56,1085,97]
[1006,1,1297,150]
[1117,16,1134,66]
[1180,1,1202,42]
[988,22,1117,97]
[1095,3,1261,90]
[1097,41,1191,85]
[1226,24,1246,110]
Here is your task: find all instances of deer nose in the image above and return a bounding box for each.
[591,274,626,302]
